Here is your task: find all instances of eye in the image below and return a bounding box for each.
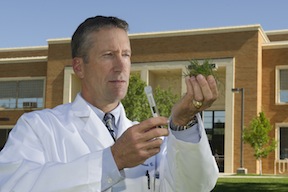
[103,52,113,57]
[123,51,131,57]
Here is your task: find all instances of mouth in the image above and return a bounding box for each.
[108,79,127,87]
[109,80,126,83]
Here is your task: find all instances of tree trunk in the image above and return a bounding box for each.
[259,158,262,175]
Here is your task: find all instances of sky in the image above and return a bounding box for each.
[1,0,288,48]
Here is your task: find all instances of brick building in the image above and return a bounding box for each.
[0,24,288,175]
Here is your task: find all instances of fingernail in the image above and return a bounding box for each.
[190,76,196,80]
[197,74,204,79]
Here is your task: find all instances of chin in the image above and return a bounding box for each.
[111,93,127,102]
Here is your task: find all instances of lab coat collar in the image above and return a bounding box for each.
[71,93,92,117]
[71,93,115,147]
[69,93,136,147]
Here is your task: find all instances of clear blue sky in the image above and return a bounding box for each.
[1,0,288,48]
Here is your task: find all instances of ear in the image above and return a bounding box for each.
[72,57,84,79]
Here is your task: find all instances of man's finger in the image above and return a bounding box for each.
[135,117,168,133]
[196,75,213,101]
[143,128,168,141]
[191,75,204,102]
[207,75,218,99]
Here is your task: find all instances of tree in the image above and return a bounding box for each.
[122,74,180,122]
[243,111,276,175]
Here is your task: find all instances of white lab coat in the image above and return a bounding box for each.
[0,94,218,192]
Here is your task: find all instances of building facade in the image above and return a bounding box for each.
[0,24,288,175]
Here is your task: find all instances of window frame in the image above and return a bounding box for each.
[275,66,288,105]
[275,123,288,160]
[0,77,46,110]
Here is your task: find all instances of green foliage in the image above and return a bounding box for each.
[122,74,179,122]
[183,59,218,79]
[154,86,180,118]
[121,74,150,122]
[243,112,276,160]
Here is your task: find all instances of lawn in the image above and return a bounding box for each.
[212,176,288,192]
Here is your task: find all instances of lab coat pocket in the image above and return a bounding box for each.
[111,176,152,192]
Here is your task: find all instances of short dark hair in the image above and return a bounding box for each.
[71,15,129,63]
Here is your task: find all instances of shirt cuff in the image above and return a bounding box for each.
[170,123,201,143]
[101,147,124,191]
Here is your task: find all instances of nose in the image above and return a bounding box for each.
[113,54,129,72]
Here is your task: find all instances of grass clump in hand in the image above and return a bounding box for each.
[184,59,218,79]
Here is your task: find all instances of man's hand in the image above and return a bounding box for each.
[171,74,218,126]
[111,116,169,170]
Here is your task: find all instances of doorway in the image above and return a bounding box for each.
[203,110,225,172]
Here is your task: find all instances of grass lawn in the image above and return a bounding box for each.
[212,175,288,192]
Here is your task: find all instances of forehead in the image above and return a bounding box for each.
[90,27,130,47]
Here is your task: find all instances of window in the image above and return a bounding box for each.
[279,127,288,160]
[202,110,225,172]
[276,67,288,104]
[0,128,12,151]
[0,79,45,109]
[203,111,225,130]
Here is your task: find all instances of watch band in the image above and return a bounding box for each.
[170,116,198,131]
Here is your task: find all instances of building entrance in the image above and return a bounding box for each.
[203,110,225,172]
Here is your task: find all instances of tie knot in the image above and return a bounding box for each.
[104,113,113,122]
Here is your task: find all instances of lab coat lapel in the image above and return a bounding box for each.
[84,113,115,148]
[116,103,138,138]
[71,94,115,150]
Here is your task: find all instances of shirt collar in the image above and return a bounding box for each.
[79,94,121,127]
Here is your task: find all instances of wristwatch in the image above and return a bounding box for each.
[170,116,198,131]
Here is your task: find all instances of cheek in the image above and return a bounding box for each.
[85,66,104,84]
[124,64,131,75]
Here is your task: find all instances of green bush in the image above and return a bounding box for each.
[122,74,179,122]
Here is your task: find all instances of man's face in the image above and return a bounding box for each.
[75,27,131,110]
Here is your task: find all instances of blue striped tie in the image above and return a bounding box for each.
[103,113,116,141]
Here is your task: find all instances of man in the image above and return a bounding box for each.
[0,16,218,191]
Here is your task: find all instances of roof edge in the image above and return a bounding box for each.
[265,29,288,36]
[0,24,274,49]
[0,56,47,64]
[0,46,47,52]
[129,24,266,38]
[47,38,71,44]
[47,24,270,42]
[262,41,288,49]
